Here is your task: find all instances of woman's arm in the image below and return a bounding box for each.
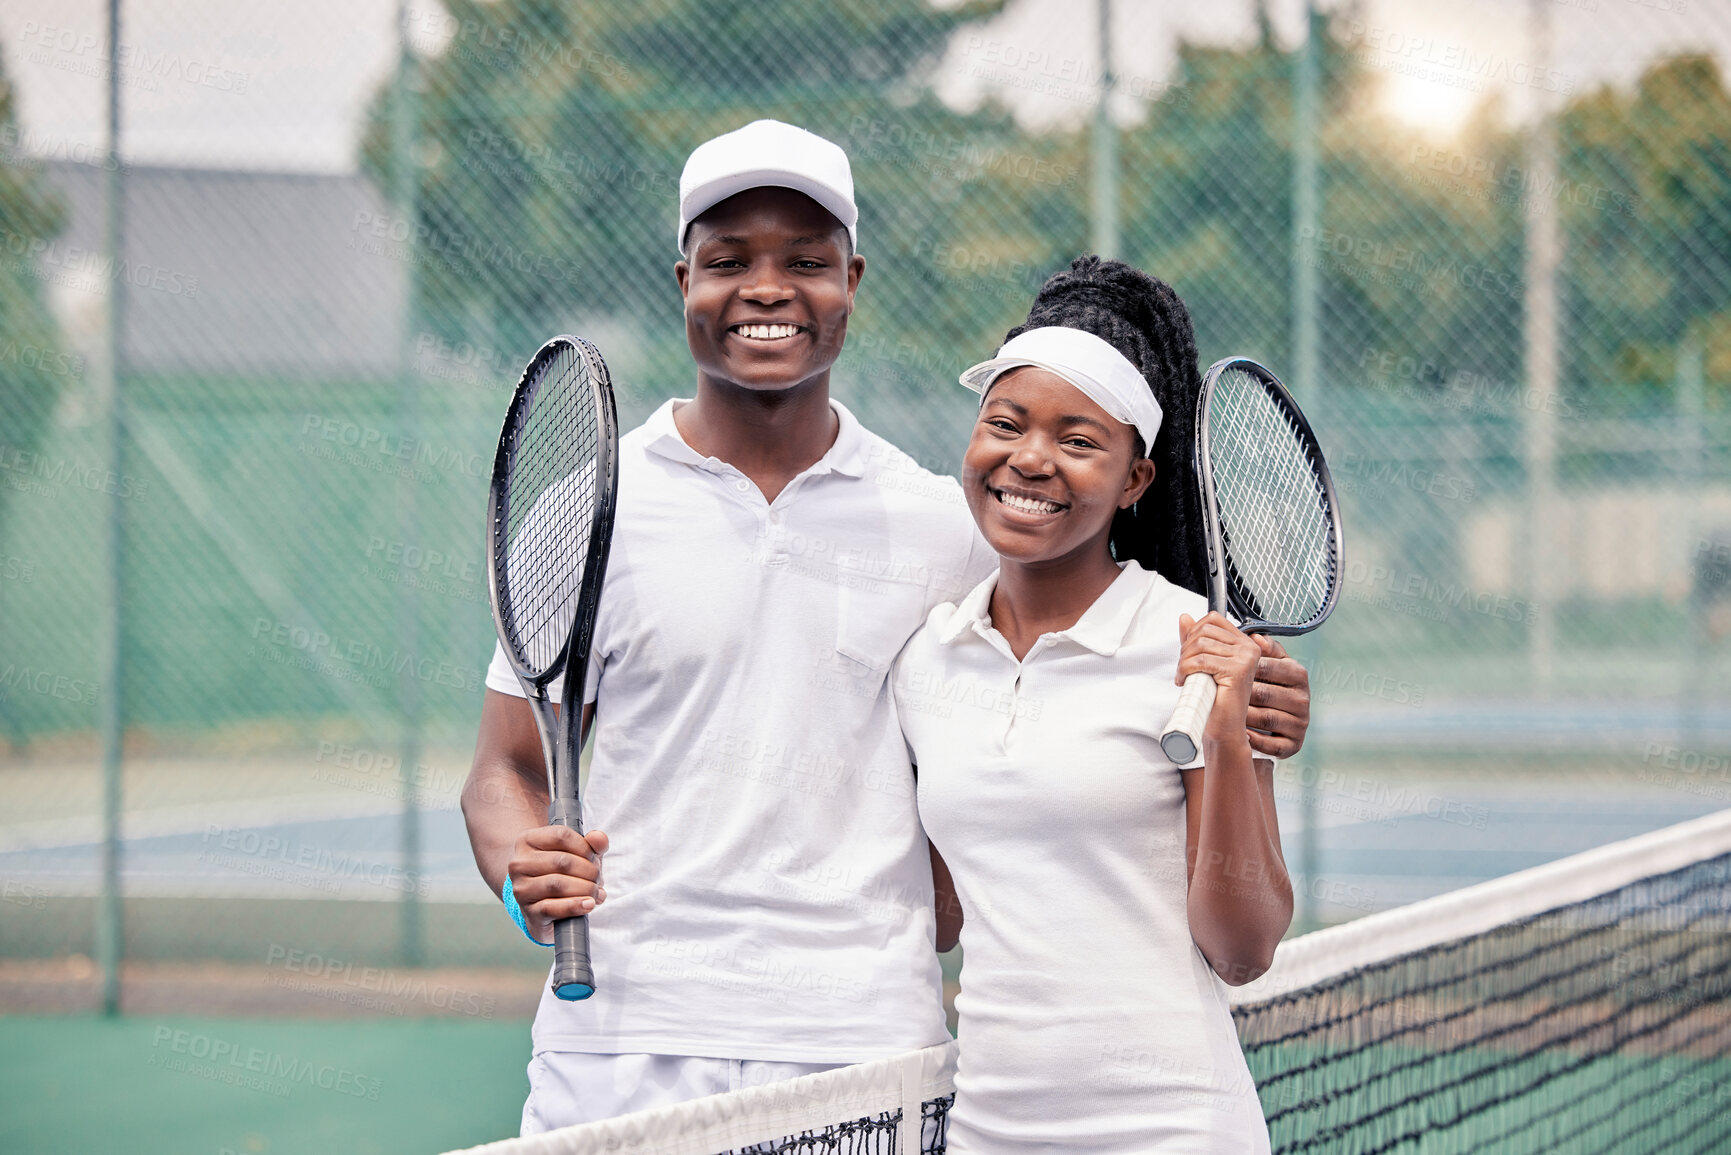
[1176,614,1294,985]
[930,842,963,953]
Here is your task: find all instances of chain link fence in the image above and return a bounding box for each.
[1,0,1728,1007]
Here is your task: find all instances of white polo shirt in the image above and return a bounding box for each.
[893,562,1271,1154]
[485,397,995,1062]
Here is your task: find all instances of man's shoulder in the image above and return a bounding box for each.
[848,428,968,515]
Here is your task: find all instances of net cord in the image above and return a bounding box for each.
[440,1041,958,1155]
[1230,806,1731,1008]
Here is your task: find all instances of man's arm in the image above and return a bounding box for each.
[1246,637,1310,760]
[462,689,606,942]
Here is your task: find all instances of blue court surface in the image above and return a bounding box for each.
[3,752,1726,931]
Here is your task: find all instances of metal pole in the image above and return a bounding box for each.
[1679,336,1706,746]
[1522,0,1561,688]
[1291,4,1319,413]
[1090,0,1118,259]
[392,1,424,967]
[1290,0,1321,933]
[97,0,126,1017]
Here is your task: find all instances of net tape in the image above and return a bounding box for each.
[498,342,602,678]
[444,1042,956,1155]
[1208,366,1334,628]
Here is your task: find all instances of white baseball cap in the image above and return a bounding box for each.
[677,119,858,256]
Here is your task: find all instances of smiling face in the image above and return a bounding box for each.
[675,186,865,396]
[962,366,1156,571]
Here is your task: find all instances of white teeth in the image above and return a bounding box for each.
[735,323,801,340]
[997,491,1062,515]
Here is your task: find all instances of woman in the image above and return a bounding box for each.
[893,257,1290,1153]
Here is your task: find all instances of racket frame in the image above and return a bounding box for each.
[1160,356,1343,765]
[485,334,619,1001]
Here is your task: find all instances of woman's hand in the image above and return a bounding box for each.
[508,826,609,943]
[1176,612,1262,746]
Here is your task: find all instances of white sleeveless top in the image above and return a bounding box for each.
[893,562,1271,1154]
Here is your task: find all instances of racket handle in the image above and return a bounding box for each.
[546,797,596,1001]
[552,916,594,1002]
[1160,672,1218,766]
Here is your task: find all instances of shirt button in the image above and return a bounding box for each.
[735,479,751,494]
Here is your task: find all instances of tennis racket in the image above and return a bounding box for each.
[486,335,619,1001]
[1158,357,1343,766]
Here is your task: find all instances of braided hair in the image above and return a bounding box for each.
[1002,255,1208,596]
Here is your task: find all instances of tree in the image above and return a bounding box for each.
[1564,55,1731,401]
[0,43,70,528]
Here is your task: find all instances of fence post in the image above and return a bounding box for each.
[1522,0,1562,689]
[1090,0,1118,260]
[1679,336,1708,746]
[1290,0,1322,934]
[393,0,425,968]
[96,0,127,1019]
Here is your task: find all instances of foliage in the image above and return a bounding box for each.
[0,44,69,519]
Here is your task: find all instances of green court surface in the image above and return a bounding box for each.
[0,1015,531,1155]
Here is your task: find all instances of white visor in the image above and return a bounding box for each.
[959,326,1163,453]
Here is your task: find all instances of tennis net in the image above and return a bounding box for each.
[1231,806,1731,1153]
[445,810,1731,1154]
[444,1042,956,1155]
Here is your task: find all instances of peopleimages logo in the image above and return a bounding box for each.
[0,664,98,705]
[19,20,250,95]
[0,124,129,171]
[0,443,150,501]
[1295,225,1522,301]
[148,1027,380,1099]
[347,211,582,286]
[1408,144,1640,219]
[248,616,483,693]
[0,225,200,297]
[264,945,496,1018]
[0,338,84,378]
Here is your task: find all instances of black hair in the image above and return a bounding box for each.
[685,189,854,258]
[1002,255,1208,596]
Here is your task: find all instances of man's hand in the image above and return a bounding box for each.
[1246,636,1310,759]
[509,826,609,944]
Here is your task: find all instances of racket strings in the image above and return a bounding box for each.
[1208,368,1336,627]
[497,345,602,678]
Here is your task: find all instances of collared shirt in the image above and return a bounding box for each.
[893,562,1271,1153]
[486,397,996,1062]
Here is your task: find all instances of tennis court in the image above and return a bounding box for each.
[4,0,1731,1150]
[0,1016,529,1155]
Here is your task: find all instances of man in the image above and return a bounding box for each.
[461,119,1313,1133]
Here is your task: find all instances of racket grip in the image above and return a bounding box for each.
[552,916,594,1002]
[1160,672,1218,766]
[546,797,596,1001]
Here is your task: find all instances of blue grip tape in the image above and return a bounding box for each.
[502,875,553,947]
